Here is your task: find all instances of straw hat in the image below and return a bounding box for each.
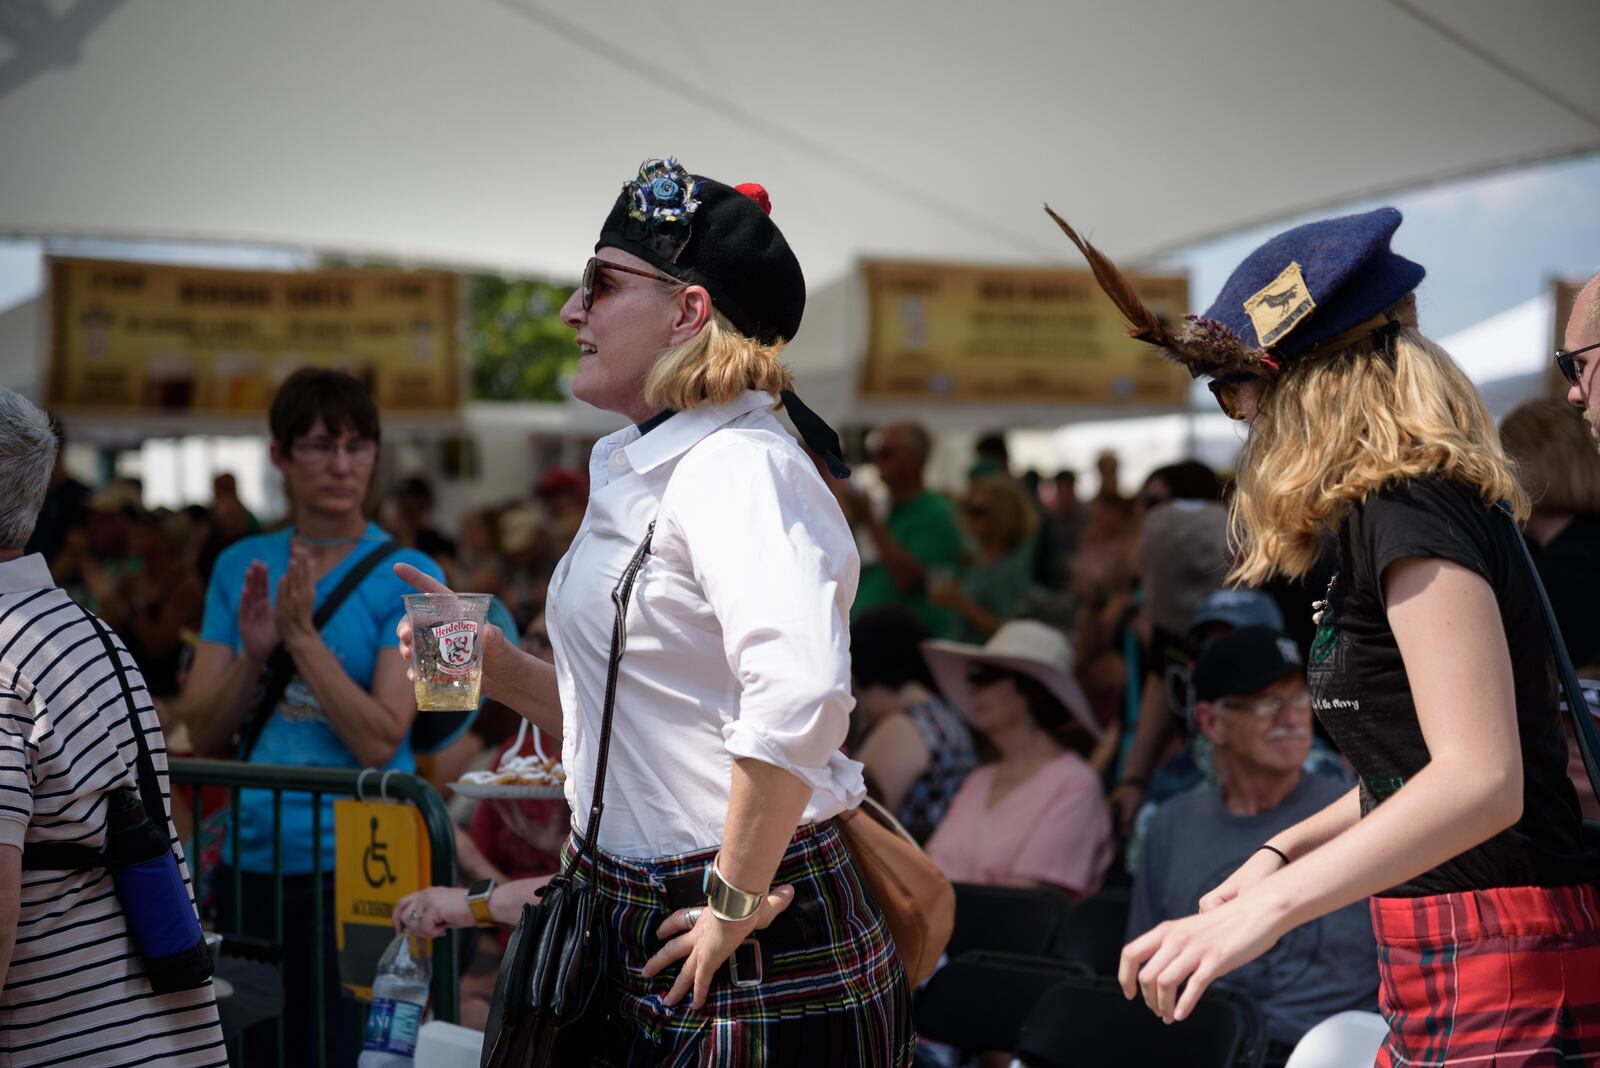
[922,620,1099,739]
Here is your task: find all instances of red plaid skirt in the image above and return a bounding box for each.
[1371,882,1600,1066]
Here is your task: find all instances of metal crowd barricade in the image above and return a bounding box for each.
[171,759,460,1068]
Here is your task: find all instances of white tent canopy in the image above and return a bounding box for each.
[2,0,1598,287]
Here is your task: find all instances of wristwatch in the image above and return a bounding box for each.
[466,878,497,927]
[703,858,765,923]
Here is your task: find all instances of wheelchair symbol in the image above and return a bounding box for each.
[362,816,398,888]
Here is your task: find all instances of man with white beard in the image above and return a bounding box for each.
[1127,626,1377,1068]
[1562,271,1600,449]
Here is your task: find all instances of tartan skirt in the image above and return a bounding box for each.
[560,819,915,1067]
[1370,882,1600,1067]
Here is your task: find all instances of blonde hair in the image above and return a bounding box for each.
[644,309,794,411]
[1230,295,1527,584]
[1501,397,1600,516]
[966,475,1039,552]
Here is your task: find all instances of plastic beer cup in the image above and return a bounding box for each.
[402,593,491,711]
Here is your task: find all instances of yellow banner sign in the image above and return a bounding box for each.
[335,798,432,999]
[860,260,1191,406]
[47,256,462,415]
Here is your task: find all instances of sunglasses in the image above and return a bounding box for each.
[1556,340,1600,387]
[580,257,678,310]
[966,663,1015,688]
[1207,372,1262,421]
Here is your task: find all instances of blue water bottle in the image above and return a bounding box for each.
[106,788,214,993]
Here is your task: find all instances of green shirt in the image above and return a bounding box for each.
[953,538,1038,643]
[852,491,964,637]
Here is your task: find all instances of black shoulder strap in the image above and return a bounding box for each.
[1499,506,1600,798]
[238,539,404,761]
[560,522,654,883]
[23,610,164,870]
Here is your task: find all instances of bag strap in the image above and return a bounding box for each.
[238,538,403,761]
[559,522,655,883]
[22,609,166,870]
[1498,505,1600,799]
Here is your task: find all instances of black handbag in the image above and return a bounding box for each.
[1499,507,1600,850]
[481,524,654,1068]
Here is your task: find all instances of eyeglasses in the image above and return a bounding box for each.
[1207,372,1263,421]
[1216,691,1312,718]
[1556,340,1600,386]
[291,437,377,464]
[580,257,678,310]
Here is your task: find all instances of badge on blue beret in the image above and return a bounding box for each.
[1045,205,1425,379]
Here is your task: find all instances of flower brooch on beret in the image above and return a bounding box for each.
[626,157,700,230]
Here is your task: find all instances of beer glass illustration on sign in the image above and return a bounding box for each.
[401,593,491,711]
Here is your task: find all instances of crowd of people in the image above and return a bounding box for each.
[1,158,1598,1068]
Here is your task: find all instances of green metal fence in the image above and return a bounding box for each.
[171,759,460,1067]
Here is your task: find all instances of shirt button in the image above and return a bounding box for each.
[611,453,627,468]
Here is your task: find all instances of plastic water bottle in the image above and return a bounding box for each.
[359,933,431,1067]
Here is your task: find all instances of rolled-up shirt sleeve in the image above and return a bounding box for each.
[666,434,861,795]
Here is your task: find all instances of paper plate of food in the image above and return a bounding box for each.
[448,721,568,800]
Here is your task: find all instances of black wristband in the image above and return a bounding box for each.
[1256,844,1289,866]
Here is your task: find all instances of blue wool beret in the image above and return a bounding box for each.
[1202,207,1425,360]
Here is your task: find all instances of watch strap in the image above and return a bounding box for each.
[467,880,497,927]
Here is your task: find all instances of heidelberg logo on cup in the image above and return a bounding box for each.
[431,620,479,675]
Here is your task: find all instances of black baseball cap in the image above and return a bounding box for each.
[1193,626,1304,703]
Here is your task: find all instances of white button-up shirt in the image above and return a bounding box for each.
[548,390,866,858]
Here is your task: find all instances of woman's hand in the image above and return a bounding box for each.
[239,560,280,663]
[273,548,318,650]
[1106,780,1146,836]
[1197,847,1285,912]
[642,885,796,1012]
[393,886,473,938]
[393,562,510,692]
[1118,896,1287,1024]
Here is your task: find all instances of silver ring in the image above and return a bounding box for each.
[685,908,702,930]
[408,910,421,922]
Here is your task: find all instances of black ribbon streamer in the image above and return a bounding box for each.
[781,389,850,479]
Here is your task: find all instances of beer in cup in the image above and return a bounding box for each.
[402,593,491,711]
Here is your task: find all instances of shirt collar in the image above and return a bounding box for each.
[621,391,775,475]
[0,554,56,595]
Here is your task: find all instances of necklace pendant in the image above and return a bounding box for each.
[1311,573,1339,627]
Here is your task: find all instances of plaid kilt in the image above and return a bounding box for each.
[1371,882,1600,1067]
[561,819,915,1067]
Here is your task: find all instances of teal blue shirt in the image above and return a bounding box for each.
[200,524,446,873]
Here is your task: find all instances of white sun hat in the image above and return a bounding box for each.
[921,620,1100,739]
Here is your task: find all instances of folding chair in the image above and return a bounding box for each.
[1046,887,1131,975]
[1013,975,1266,1068]
[913,951,1093,1053]
[947,882,1070,960]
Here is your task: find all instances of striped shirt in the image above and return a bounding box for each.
[0,554,226,1068]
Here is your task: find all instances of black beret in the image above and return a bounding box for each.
[596,158,805,345]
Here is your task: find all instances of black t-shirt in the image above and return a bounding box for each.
[1307,476,1600,897]
[1532,513,1600,672]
